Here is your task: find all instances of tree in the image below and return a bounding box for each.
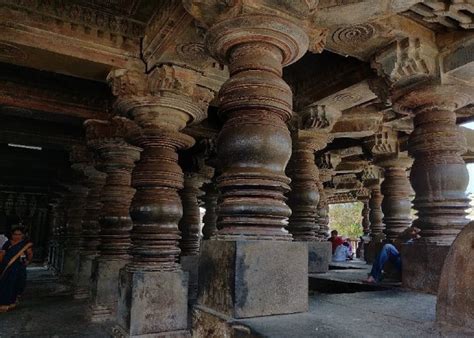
[328,202,363,239]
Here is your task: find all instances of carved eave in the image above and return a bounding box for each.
[0,63,110,121]
[0,1,146,81]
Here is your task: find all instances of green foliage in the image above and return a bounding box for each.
[328,202,363,239]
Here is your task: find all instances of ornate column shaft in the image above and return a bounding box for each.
[361,200,370,236]
[378,156,413,241]
[84,118,141,321]
[74,164,106,299]
[201,182,219,240]
[368,185,384,237]
[179,173,205,256]
[201,15,313,240]
[184,1,326,320]
[395,85,472,245]
[287,106,340,241]
[62,146,90,277]
[107,65,213,335]
[316,153,340,238]
[108,66,213,272]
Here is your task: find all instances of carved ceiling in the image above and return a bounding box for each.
[0,0,472,203]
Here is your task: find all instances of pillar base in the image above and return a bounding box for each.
[198,240,308,319]
[180,256,199,302]
[401,243,450,294]
[116,269,189,337]
[74,253,96,299]
[89,257,128,322]
[307,241,331,273]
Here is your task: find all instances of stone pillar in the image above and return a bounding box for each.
[62,146,90,278]
[287,106,340,244]
[179,172,205,257]
[184,2,325,325]
[368,185,384,238]
[74,164,106,299]
[394,84,472,293]
[107,65,213,336]
[378,155,413,241]
[361,200,370,236]
[316,153,339,239]
[201,182,219,240]
[84,118,141,322]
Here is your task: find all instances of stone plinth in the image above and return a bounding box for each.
[198,240,308,319]
[116,269,189,337]
[181,255,199,302]
[401,243,450,294]
[90,258,128,322]
[436,222,474,331]
[307,241,331,273]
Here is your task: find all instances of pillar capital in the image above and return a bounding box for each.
[107,65,214,130]
[183,0,327,58]
[393,84,473,115]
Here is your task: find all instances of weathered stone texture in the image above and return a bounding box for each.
[401,243,451,294]
[436,222,474,331]
[307,241,332,273]
[198,240,308,319]
[116,269,189,337]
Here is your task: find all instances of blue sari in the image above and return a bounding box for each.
[0,240,32,309]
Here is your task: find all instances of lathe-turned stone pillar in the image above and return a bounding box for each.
[74,164,106,300]
[368,184,384,238]
[394,84,472,293]
[377,155,413,241]
[287,107,339,273]
[316,153,340,239]
[107,65,213,336]
[62,146,90,278]
[84,118,141,322]
[201,182,219,240]
[184,1,325,326]
[287,106,340,242]
[361,200,370,236]
[179,173,204,257]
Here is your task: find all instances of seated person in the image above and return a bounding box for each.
[328,230,344,254]
[366,226,420,283]
[332,242,353,262]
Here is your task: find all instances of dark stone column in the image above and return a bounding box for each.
[368,185,384,238]
[394,84,472,293]
[184,3,325,322]
[361,200,370,236]
[107,65,214,336]
[62,146,90,278]
[179,172,206,257]
[201,182,219,240]
[286,106,339,243]
[84,118,141,322]
[74,164,106,300]
[378,156,413,241]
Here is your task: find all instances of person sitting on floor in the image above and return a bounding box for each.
[332,242,353,262]
[365,226,420,283]
[328,230,344,254]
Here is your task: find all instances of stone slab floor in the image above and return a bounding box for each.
[0,267,468,337]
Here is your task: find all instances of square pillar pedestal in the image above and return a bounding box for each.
[193,240,308,334]
[307,241,331,273]
[90,258,128,322]
[401,243,450,294]
[180,256,199,302]
[114,269,189,337]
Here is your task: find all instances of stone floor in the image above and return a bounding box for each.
[0,265,468,337]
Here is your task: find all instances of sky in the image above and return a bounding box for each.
[463,122,474,195]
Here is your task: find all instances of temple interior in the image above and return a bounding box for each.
[0,0,473,337]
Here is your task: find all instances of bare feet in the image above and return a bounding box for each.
[365,275,376,284]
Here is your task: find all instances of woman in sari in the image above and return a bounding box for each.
[0,226,33,312]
